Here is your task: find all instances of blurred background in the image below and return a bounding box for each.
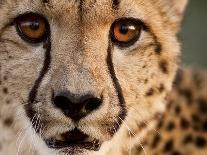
[180,0,207,69]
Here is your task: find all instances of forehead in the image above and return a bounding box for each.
[11,0,156,23]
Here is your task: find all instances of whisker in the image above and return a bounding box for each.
[128,106,161,136]
[16,128,29,155]
[118,116,132,155]
[16,125,30,147]
[16,114,37,147]
[105,127,110,140]
[118,116,147,155]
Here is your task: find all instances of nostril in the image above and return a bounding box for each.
[53,95,72,110]
[84,97,102,113]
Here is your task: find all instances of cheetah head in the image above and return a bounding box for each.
[0,0,187,154]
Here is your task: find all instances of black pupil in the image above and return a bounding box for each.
[119,24,129,34]
[30,20,40,31]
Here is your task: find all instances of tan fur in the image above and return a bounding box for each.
[132,68,207,155]
[1,0,205,155]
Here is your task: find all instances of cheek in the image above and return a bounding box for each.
[0,43,45,100]
[113,49,156,100]
[113,47,175,107]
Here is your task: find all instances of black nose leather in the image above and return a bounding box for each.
[53,92,102,121]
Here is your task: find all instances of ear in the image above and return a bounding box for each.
[157,0,188,33]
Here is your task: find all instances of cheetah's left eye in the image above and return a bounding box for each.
[110,18,142,47]
[14,13,49,43]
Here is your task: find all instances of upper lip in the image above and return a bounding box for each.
[44,128,101,151]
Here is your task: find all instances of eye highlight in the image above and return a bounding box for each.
[110,18,143,47]
[14,13,49,43]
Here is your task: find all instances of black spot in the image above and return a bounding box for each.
[175,105,181,115]
[3,117,13,127]
[159,84,165,93]
[183,134,193,145]
[144,79,148,84]
[167,100,173,109]
[136,145,143,153]
[146,88,154,96]
[179,88,193,103]
[151,134,161,148]
[193,72,202,88]
[3,76,7,81]
[191,113,201,122]
[6,100,11,104]
[154,42,162,54]
[195,136,206,148]
[193,124,200,131]
[138,122,147,130]
[171,150,181,155]
[159,60,168,74]
[42,0,49,3]
[202,120,207,132]
[197,98,207,114]
[157,120,163,129]
[147,28,162,54]
[163,139,174,153]
[180,117,190,129]
[166,121,175,131]
[174,68,183,85]
[2,87,8,94]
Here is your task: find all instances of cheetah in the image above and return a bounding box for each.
[0,0,206,155]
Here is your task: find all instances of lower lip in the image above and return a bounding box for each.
[45,139,101,151]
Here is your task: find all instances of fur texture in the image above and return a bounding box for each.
[1,0,205,155]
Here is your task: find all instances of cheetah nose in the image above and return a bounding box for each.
[53,92,102,121]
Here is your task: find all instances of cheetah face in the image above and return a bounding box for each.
[0,0,187,154]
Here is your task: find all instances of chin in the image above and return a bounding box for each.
[44,129,102,154]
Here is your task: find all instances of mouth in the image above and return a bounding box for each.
[45,128,101,151]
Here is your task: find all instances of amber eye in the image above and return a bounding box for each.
[15,13,49,43]
[111,18,142,47]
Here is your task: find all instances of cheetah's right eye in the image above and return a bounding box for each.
[14,13,49,43]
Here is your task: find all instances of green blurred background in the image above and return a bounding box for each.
[180,0,207,69]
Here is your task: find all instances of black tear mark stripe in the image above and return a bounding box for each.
[28,39,51,104]
[25,31,51,133]
[112,0,120,10]
[107,42,126,133]
[78,0,84,23]
[143,24,162,54]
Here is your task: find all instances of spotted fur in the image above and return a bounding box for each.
[130,68,207,155]
[0,0,206,155]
